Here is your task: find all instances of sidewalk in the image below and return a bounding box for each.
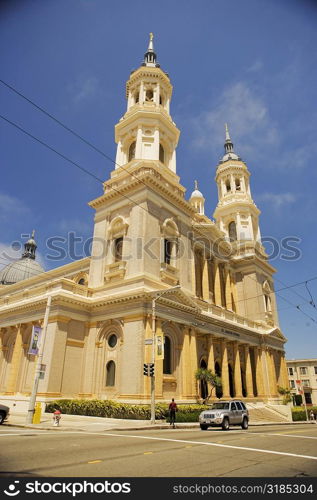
[3,412,310,432]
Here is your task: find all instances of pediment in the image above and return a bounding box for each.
[150,289,199,311]
[267,327,287,341]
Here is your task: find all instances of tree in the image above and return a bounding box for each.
[277,385,292,405]
[195,368,222,404]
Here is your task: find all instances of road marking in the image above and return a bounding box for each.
[185,446,192,448]
[271,433,317,440]
[144,452,153,455]
[92,432,317,461]
[88,460,102,464]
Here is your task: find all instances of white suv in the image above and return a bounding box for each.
[199,400,249,430]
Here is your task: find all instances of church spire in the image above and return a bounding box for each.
[143,32,159,67]
[22,230,37,260]
[224,123,234,155]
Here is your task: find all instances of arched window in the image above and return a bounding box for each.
[114,237,123,262]
[235,178,241,191]
[145,89,153,101]
[128,141,136,162]
[163,336,172,374]
[78,278,85,285]
[134,91,139,104]
[194,250,203,299]
[228,221,237,241]
[226,179,231,192]
[159,144,165,164]
[106,360,116,387]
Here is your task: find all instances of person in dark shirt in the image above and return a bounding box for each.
[169,398,178,428]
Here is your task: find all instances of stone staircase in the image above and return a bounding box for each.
[247,403,292,423]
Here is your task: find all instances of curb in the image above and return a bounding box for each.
[3,421,312,432]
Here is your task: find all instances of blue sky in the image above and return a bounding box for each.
[0,0,316,359]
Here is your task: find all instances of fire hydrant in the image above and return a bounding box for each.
[53,410,61,426]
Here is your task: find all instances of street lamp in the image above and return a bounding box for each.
[150,284,181,424]
[26,295,52,424]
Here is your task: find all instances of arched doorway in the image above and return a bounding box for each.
[200,359,208,400]
[215,361,223,399]
[228,364,234,398]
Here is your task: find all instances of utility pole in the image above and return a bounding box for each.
[26,295,52,424]
[150,285,180,424]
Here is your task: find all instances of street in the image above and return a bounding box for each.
[1,423,317,477]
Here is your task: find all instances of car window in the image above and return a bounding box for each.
[235,402,243,410]
[240,402,247,410]
[211,403,229,410]
[231,402,237,411]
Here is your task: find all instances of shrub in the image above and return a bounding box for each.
[45,399,206,421]
[291,406,317,421]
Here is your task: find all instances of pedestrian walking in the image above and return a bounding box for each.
[169,398,178,428]
[309,410,316,423]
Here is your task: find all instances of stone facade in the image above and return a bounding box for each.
[0,36,288,406]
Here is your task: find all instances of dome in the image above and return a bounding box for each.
[189,180,204,200]
[0,258,44,285]
[0,230,45,285]
[221,152,240,162]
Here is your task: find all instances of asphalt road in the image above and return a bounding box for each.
[1,424,317,477]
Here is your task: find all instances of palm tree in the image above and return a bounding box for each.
[195,368,222,404]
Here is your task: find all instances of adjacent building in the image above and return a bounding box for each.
[0,35,288,406]
[287,359,317,406]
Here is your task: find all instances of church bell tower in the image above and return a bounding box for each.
[114,33,180,173]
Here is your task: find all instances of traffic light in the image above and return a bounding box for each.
[143,363,149,376]
[149,363,155,377]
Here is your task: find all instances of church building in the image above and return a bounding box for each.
[0,35,288,406]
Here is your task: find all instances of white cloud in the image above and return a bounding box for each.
[256,192,297,210]
[191,81,279,159]
[68,76,101,104]
[247,59,264,73]
[0,193,31,221]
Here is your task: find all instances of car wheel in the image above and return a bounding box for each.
[0,412,5,425]
[222,417,229,431]
[200,424,208,430]
[241,417,248,430]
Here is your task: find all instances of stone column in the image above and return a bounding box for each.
[189,328,198,398]
[255,347,265,397]
[233,342,243,398]
[155,82,160,106]
[214,264,222,307]
[202,259,210,302]
[207,336,215,372]
[268,349,278,396]
[225,271,232,310]
[5,325,23,394]
[279,352,289,388]
[220,340,230,398]
[154,127,160,160]
[245,345,254,398]
[135,126,143,158]
[181,326,191,399]
[139,81,144,103]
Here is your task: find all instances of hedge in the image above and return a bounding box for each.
[291,406,317,422]
[45,399,207,421]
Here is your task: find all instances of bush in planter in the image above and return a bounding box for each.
[291,406,317,421]
[45,400,206,421]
